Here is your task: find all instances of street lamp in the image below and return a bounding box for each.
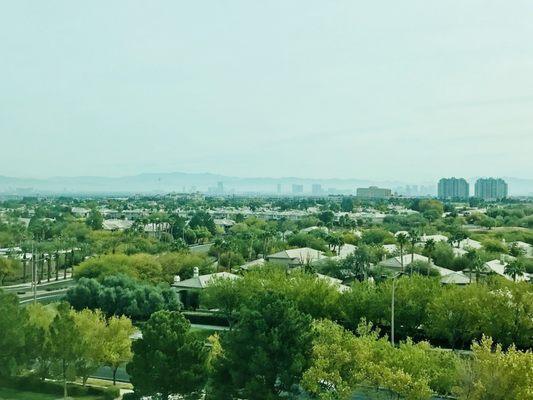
[391,271,404,346]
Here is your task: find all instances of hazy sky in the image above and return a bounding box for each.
[1,1,532,182]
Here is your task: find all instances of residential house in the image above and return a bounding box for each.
[459,238,483,250]
[510,241,533,258]
[102,219,134,231]
[71,207,91,218]
[379,254,431,271]
[315,273,350,293]
[482,256,530,282]
[266,247,324,267]
[172,268,240,308]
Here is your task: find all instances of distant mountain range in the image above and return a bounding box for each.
[0,172,532,196]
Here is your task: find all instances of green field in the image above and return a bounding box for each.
[0,387,103,400]
[190,326,216,341]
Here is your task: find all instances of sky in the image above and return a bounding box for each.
[1,1,533,182]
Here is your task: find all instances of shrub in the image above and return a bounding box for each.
[66,274,181,320]
[182,311,229,327]
[0,376,119,399]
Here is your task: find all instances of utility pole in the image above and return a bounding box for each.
[391,271,403,346]
[31,242,37,304]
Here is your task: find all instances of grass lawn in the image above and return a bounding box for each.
[190,327,216,342]
[0,387,103,400]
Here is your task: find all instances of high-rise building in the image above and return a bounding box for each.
[311,184,323,195]
[474,178,508,200]
[437,178,469,199]
[356,186,392,199]
[276,184,282,194]
[292,184,304,195]
[207,181,225,195]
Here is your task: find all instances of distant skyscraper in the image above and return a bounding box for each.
[474,178,508,200]
[438,178,469,200]
[311,184,323,195]
[217,181,224,194]
[356,186,392,199]
[292,184,304,195]
[277,184,282,194]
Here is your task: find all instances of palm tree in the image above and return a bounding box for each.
[241,232,255,261]
[21,251,28,283]
[55,248,61,281]
[505,259,525,282]
[466,249,484,282]
[259,229,274,257]
[344,246,371,281]
[396,233,409,271]
[408,230,420,264]
[424,239,436,262]
[449,227,468,248]
[424,239,436,276]
[332,235,345,256]
[46,253,52,282]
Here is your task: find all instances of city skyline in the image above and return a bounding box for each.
[1,170,528,196]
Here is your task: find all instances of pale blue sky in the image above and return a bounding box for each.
[1,1,532,181]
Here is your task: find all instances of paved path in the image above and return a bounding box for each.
[1,275,73,291]
[191,323,229,331]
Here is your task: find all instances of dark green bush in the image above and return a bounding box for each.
[182,311,229,327]
[0,376,119,399]
[122,391,141,399]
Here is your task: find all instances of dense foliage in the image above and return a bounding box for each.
[1,195,533,399]
[66,274,180,319]
[0,291,134,396]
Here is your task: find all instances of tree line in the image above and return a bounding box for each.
[0,290,133,397]
[124,290,532,400]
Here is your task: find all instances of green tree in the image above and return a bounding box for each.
[189,211,217,235]
[302,319,367,399]
[482,238,508,254]
[218,251,245,270]
[67,275,180,320]
[73,308,107,386]
[158,251,212,282]
[49,302,83,399]
[408,229,420,264]
[465,249,484,282]
[340,197,354,212]
[396,233,409,270]
[431,242,456,269]
[509,242,526,257]
[209,292,314,400]
[385,275,441,340]
[505,259,526,282]
[127,311,208,400]
[418,199,444,219]
[448,226,468,248]
[303,319,459,400]
[341,245,371,280]
[102,315,134,385]
[0,257,19,285]
[423,238,436,266]
[0,290,28,377]
[201,277,242,328]
[455,336,533,400]
[361,228,394,245]
[426,285,488,349]
[86,209,104,230]
[25,302,57,380]
[340,280,384,331]
[406,260,438,276]
[318,210,335,226]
